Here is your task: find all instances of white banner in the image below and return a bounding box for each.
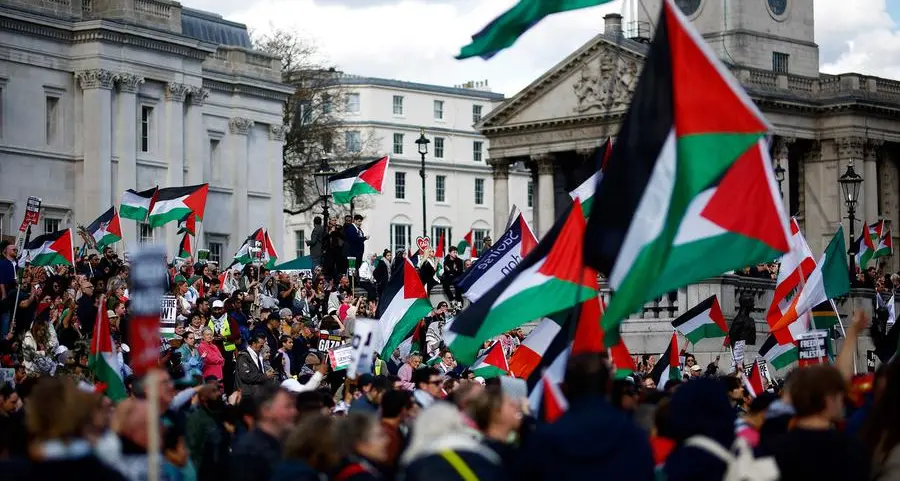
[347,318,377,379]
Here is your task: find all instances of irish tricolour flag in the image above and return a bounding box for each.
[88,297,127,401]
[329,156,389,205]
[582,0,790,347]
[148,184,208,228]
[471,341,509,379]
[86,207,122,251]
[374,257,433,358]
[120,186,158,221]
[20,229,74,267]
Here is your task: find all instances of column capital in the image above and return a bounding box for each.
[229,117,254,135]
[867,139,885,163]
[165,82,190,102]
[75,69,115,90]
[114,73,144,93]
[487,158,509,179]
[188,86,210,106]
[269,124,287,142]
[531,153,554,175]
[836,136,865,160]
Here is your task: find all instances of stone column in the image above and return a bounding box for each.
[185,87,209,246]
[268,124,287,256]
[532,154,555,238]
[865,139,883,223]
[880,147,900,272]
[229,117,253,253]
[488,158,510,233]
[164,82,189,252]
[773,136,794,213]
[113,73,144,249]
[75,69,115,225]
[797,141,817,232]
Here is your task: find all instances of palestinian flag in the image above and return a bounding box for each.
[526,338,570,422]
[456,0,615,60]
[19,229,74,267]
[856,220,884,267]
[649,331,681,390]
[374,257,433,358]
[177,233,192,259]
[148,184,209,228]
[743,360,765,397]
[446,201,597,364]
[471,341,509,379]
[120,186,158,221]
[582,1,790,347]
[231,228,278,267]
[758,334,798,371]
[671,295,728,345]
[609,338,637,379]
[177,212,196,236]
[263,230,279,269]
[435,232,446,258]
[508,318,563,379]
[568,137,612,218]
[771,227,850,344]
[766,217,816,333]
[571,294,606,355]
[88,297,127,402]
[539,372,569,423]
[86,207,122,250]
[329,156,389,205]
[457,230,476,259]
[809,301,841,330]
[874,225,893,259]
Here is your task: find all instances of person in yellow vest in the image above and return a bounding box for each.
[208,299,241,394]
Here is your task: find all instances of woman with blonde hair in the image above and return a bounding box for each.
[417,248,438,292]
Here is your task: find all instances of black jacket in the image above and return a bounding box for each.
[229,429,282,481]
[404,450,505,481]
[373,259,390,287]
[442,257,464,282]
[234,350,271,401]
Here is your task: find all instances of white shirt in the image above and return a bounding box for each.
[358,260,374,281]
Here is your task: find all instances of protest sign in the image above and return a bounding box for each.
[130,247,167,375]
[318,332,349,351]
[732,340,745,367]
[347,319,376,379]
[329,345,353,371]
[798,330,828,366]
[867,350,877,372]
[160,295,177,338]
[0,368,14,387]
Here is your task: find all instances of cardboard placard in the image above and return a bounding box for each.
[347,319,376,379]
[798,330,829,366]
[732,340,745,367]
[329,345,353,371]
[867,350,877,373]
[160,295,177,338]
[318,332,349,352]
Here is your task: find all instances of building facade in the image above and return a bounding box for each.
[477,0,900,367]
[0,0,291,263]
[284,76,532,261]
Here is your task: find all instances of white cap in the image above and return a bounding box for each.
[212,300,225,308]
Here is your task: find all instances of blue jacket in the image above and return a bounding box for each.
[513,395,655,481]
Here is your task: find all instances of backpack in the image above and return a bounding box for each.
[684,436,779,481]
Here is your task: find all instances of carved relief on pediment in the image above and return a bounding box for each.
[573,50,641,114]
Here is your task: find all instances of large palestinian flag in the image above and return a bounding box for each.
[86,207,122,251]
[120,186,158,221]
[582,0,790,347]
[455,212,537,303]
[568,136,612,218]
[88,298,127,402]
[232,228,278,268]
[446,201,598,364]
[470,341,509,379]
[375,257,433,358]
[759,334,798,371]
[649,331,681,390]
[148,184,209,228]
[20,229,74,267]
[671,295,728,345]
[329,156,389,205]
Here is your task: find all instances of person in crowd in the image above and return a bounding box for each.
[373,249,392,298]
[162,425,197,481]
[185,311,206,338]
[271,335,294,382]
[763,364,869,481]
[332,411,389,480]
[229,386,298,481]
[0,241,17,339]
[351,375,389,413]
[611,379,640,415]
[22,316,59,377]
[235,333,276,401]
[412,367,442,408]
[515,353,655,481]
[208,299,240,393]
[862,360,900,480]
[735,392,777,448]
[441,246,464,306]
[379,389,412,476]
[186,384,230,481]
[436,349,458,377]
[197,327,224,382]
[271,414,339,481]
[178,331,204,380]
[345,214,369,276]
[307,216,325,269]
[398,352,422,390]
[649,396,675,467]
[469,384,523,467]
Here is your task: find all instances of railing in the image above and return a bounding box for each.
[134,0,172,19]
[733,66,900,104]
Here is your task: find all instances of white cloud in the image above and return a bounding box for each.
[181,0,900,97]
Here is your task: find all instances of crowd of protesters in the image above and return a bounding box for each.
[0,223,896,481]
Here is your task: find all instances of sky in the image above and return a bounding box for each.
[180,0,900,97]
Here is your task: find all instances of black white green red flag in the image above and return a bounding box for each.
[120,186,158,221]
[568,137,612,218]
[671,295,728,345]
[649,331,681,391]
[374,257,433,358]
[88,297,127,402]
[470,341,509,379]
[177,233,192,259]
[86,207,123,251]
[582,0,790,347]
[19,229,74,267]
[148,184,208,228]
[177,212,197,236]
[328,156,389,205]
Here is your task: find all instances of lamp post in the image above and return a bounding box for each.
[838,160,863,282]
[313,157,336,230]
[415,129,430,238]
[773,159,786,200]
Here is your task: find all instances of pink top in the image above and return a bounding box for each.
[198,340,225,380]
[736,425,760,448]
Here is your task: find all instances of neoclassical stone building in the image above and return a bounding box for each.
[0,0,292,261]
[480,0,899,274]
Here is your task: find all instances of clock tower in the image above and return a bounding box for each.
[636,0,820,77]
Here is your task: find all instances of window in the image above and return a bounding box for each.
[395,172,406,199]
[139,223,154,244]
[140,106,153,153]
[435,175,446,202]
[433,100,444,120]
[345,93,360,113]
[431,226,452,254]
[473,141,483,162]
[472,105,483,123]
[390,223,412,253]
[393,133,404,155]
[473,229,490,253]
[322,93,332,114]
[474,178,485,205]
[46,96,60,145]
[392,95,404,115]
[298,101,312,124]
[527,180,534,208]
[294,230,306,257]
[205,235,226,264]
[345,131,361,153]
[773,52,789,74]
[209,138,221,181]
[434,137,445,158]
[42,217,60,234]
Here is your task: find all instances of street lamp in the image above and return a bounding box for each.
[838,160,863,282]
[773,159,786,200]
[313,157,336,230]
[415,129,430,238]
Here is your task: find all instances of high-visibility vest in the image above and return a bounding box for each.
[208,318,236,352]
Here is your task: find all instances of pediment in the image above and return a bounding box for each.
[480,34,649,131]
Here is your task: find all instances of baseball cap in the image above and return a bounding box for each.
[691,364,702,372]
[212,300,225,309]
[279,308,293,320]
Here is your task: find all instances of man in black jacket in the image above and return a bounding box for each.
[235,334,275,401]
[229,386,297,481]
[441,246,465,304]
[373,249,392,298]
